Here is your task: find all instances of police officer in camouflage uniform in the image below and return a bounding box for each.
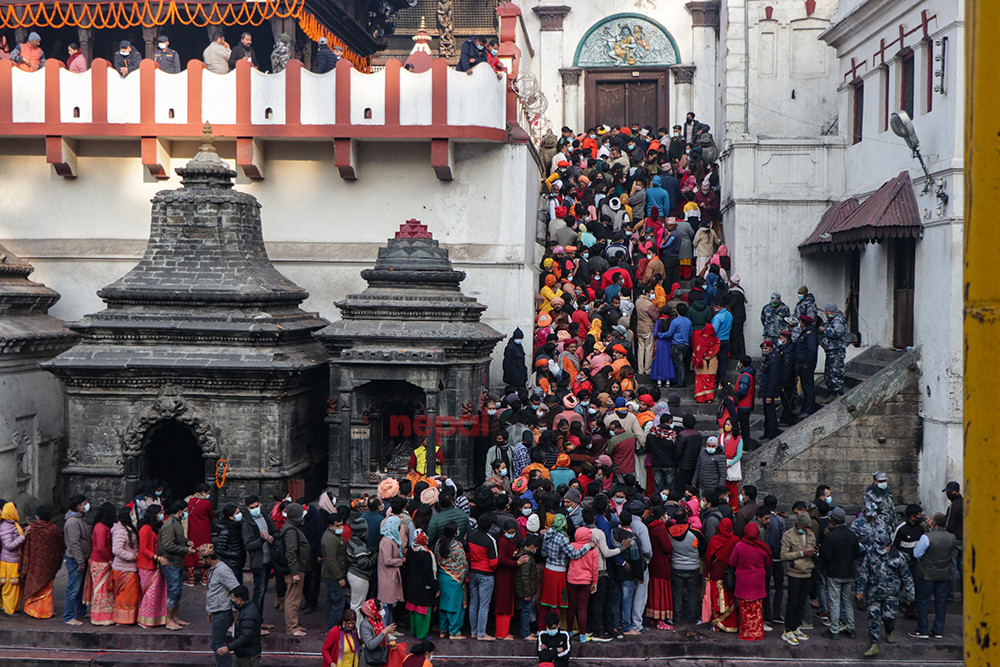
[820,301,848,396]
[851,507,888,560]
[856,532,915,657]
[863,471,897,531]
[760,292,790,341]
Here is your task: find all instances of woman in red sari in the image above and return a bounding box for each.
[645,505,673,629]
[691,323,720,403]
[705,518,739,633]
[85,503,116,625]
[137,505,169,628]
[728,522,772,641]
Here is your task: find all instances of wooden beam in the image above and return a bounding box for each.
[431,138,453,181]
[334,137,357,180]
[45,136,78,178]
[141,136,171,179]
[237,137,265,180]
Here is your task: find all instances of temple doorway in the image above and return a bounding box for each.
[144,419,204,500]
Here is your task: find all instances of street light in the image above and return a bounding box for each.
[890,110,948,213]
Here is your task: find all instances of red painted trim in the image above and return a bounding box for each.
[0,60,11,124]
[335,58,351,126]
[91,59,108,124]
[237,136,263,180]
[139,58,156,124]
[430,137,452,181]
[285,59,302,127]
[187,60,203,129]
[45,135,74,178]
[384,59,400,126]
[432,59,448,127]
[235,58,251,126]
[44,58,61,124]
[334,137,356,180]
[141,136,167,179]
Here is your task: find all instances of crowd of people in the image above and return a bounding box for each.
[0,30,344,76]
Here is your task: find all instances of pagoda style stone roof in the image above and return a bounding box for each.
[317,220,502,361]
[45,125,327,384]
[0,243,77,357]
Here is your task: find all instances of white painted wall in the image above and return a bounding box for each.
[106,68,141,124]
[0,139,541,386]
[60,69,93,123]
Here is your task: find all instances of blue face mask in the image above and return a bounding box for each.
[476,44,484,51]
[182,511,189,520]
[547,628,559,636]
[798,294,805,301]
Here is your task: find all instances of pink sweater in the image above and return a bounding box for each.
[566,527,599,586]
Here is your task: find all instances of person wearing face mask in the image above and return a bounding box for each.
[487,460,512,495]
[457,34,488,72]
[157,500,194,629]
[321,515,349,633]
[779,513,819,646]
[220,585,262,666]
[856,533,915,657]
[185,483,215,586]
[62,495,92,625]
[485,431,515,484]
[691,436,727,497]
[213,505,246,585]
[200,543,241,666]
[152,35,180,74]
[242,495,277,620]
[502,328,528,388]
[113,40,140,78]
[863,471,896,530]
[136,504,169,628]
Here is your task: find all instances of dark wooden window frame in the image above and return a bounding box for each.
[852,79,864,144]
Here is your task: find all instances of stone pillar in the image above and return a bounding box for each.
[124,454,141,502]
[77,28,93,63]
[686,1,720,131]
[333,388,353,497]
[671,65,696,129]
[532,5,571,133]
[142,27,158,60]
[425,387,439,478]
[559,68,582,131]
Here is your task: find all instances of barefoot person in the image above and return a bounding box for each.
[158,500,194,630]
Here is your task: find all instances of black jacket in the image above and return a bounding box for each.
[241,511,277,571]
[647,428,679,469]
[794,325,819,369]
[153,48,181,74]
[728,287,747,325]
[404,549,438,607]
[820,524,861,579]
[502,328,528,387]
[777,339,796,383]
[315,45,338,73]
[228,43,258,70]
[213,518,246,573]
[227,600,262,657]
[676,428,703,472]
[759,350,781,399]
[113,49,141,75]
[457,37,488,72]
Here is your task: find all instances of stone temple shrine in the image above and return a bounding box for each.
[44,126,330,503]
[317,220,502,495]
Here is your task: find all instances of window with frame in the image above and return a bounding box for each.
[925,41,934,113]
[901,51,915,118]
[852,80,864,144]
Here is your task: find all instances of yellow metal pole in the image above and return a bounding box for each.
[966,0,1000,663]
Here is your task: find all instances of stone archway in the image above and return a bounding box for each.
[122,393,219,498]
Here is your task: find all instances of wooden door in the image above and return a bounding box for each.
[892,239,915,348]
[848,250,861,340]
[584,71,668,131]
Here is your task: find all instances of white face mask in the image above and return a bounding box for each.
[82,503,91,513]
[157,513,164,522]
[158,43,167,50]
[522,507,532,516]
[282,512,288,518]
[233,512,243,523]
[877,482,888,490]
[505,532,516,540]
[249,507,261,518]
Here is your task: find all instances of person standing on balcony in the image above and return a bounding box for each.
[228,32,257,71]
[271,33,292,73]
[67,43,87,73]
[457,35,487,72]
[153,36,180,74]
[203,32,231,74]
[113,41,141,78]
[10,32,45,72]
[314,37,338,74]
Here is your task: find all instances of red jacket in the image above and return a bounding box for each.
[467,530,498,576]
[647,519,672,579]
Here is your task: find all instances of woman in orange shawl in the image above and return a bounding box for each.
[21,506,64,618]
[691,323,720,403]
[705,517,739,632]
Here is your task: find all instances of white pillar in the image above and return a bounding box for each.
[560,68,582,131]
[671,65,696,129]
[686,1,721,132]
[532,6,572,133]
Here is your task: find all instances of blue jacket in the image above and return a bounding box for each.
[711,308,733,341]
[794,324,819,368]
[660,174,681,213]
[315,45,338,74]
[759,350,781,398]
[645,175,671,216]
[458,37,488,71]
[659,315,692,346]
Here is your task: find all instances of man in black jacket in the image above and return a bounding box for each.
[314,37,338,73]
[759,339,781,441]
[457,35,488,72]
[242,495,277,618]
[819,507,860,639]
[502,328,527,388]
[795,315,819,416]
[777,329,797,424]
[228,32,258,70]
[674,413,702,490]
[281,503,311,636]
[213,504,247,583]
[217,585,262,665]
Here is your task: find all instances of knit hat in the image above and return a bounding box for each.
[830,507,846,523]
[795,513,813,527]
[526,513,541,533]
[667,392,681,408]
[285,503,304,522]
[563,394,579,409]
[556,453,571,468]
[564,488,582,504]
[770,292,781,301]
[420,487,439,506]
[682,413,696,429]
[377,478,399,499]
[798,286,809,295]
[706,436,719,446]
[612,344,627,355]
[614,397,627,408]
[625,499,644,514]
[279,32,292,43]
[730,274,741,285]
[825,301,838,312]
[28,32,41,42]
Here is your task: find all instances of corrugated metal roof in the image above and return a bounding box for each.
[799,171,922,255]
[799,197,860,256]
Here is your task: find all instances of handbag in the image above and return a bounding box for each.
[726,459,742,482]
[722,567,736,591]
